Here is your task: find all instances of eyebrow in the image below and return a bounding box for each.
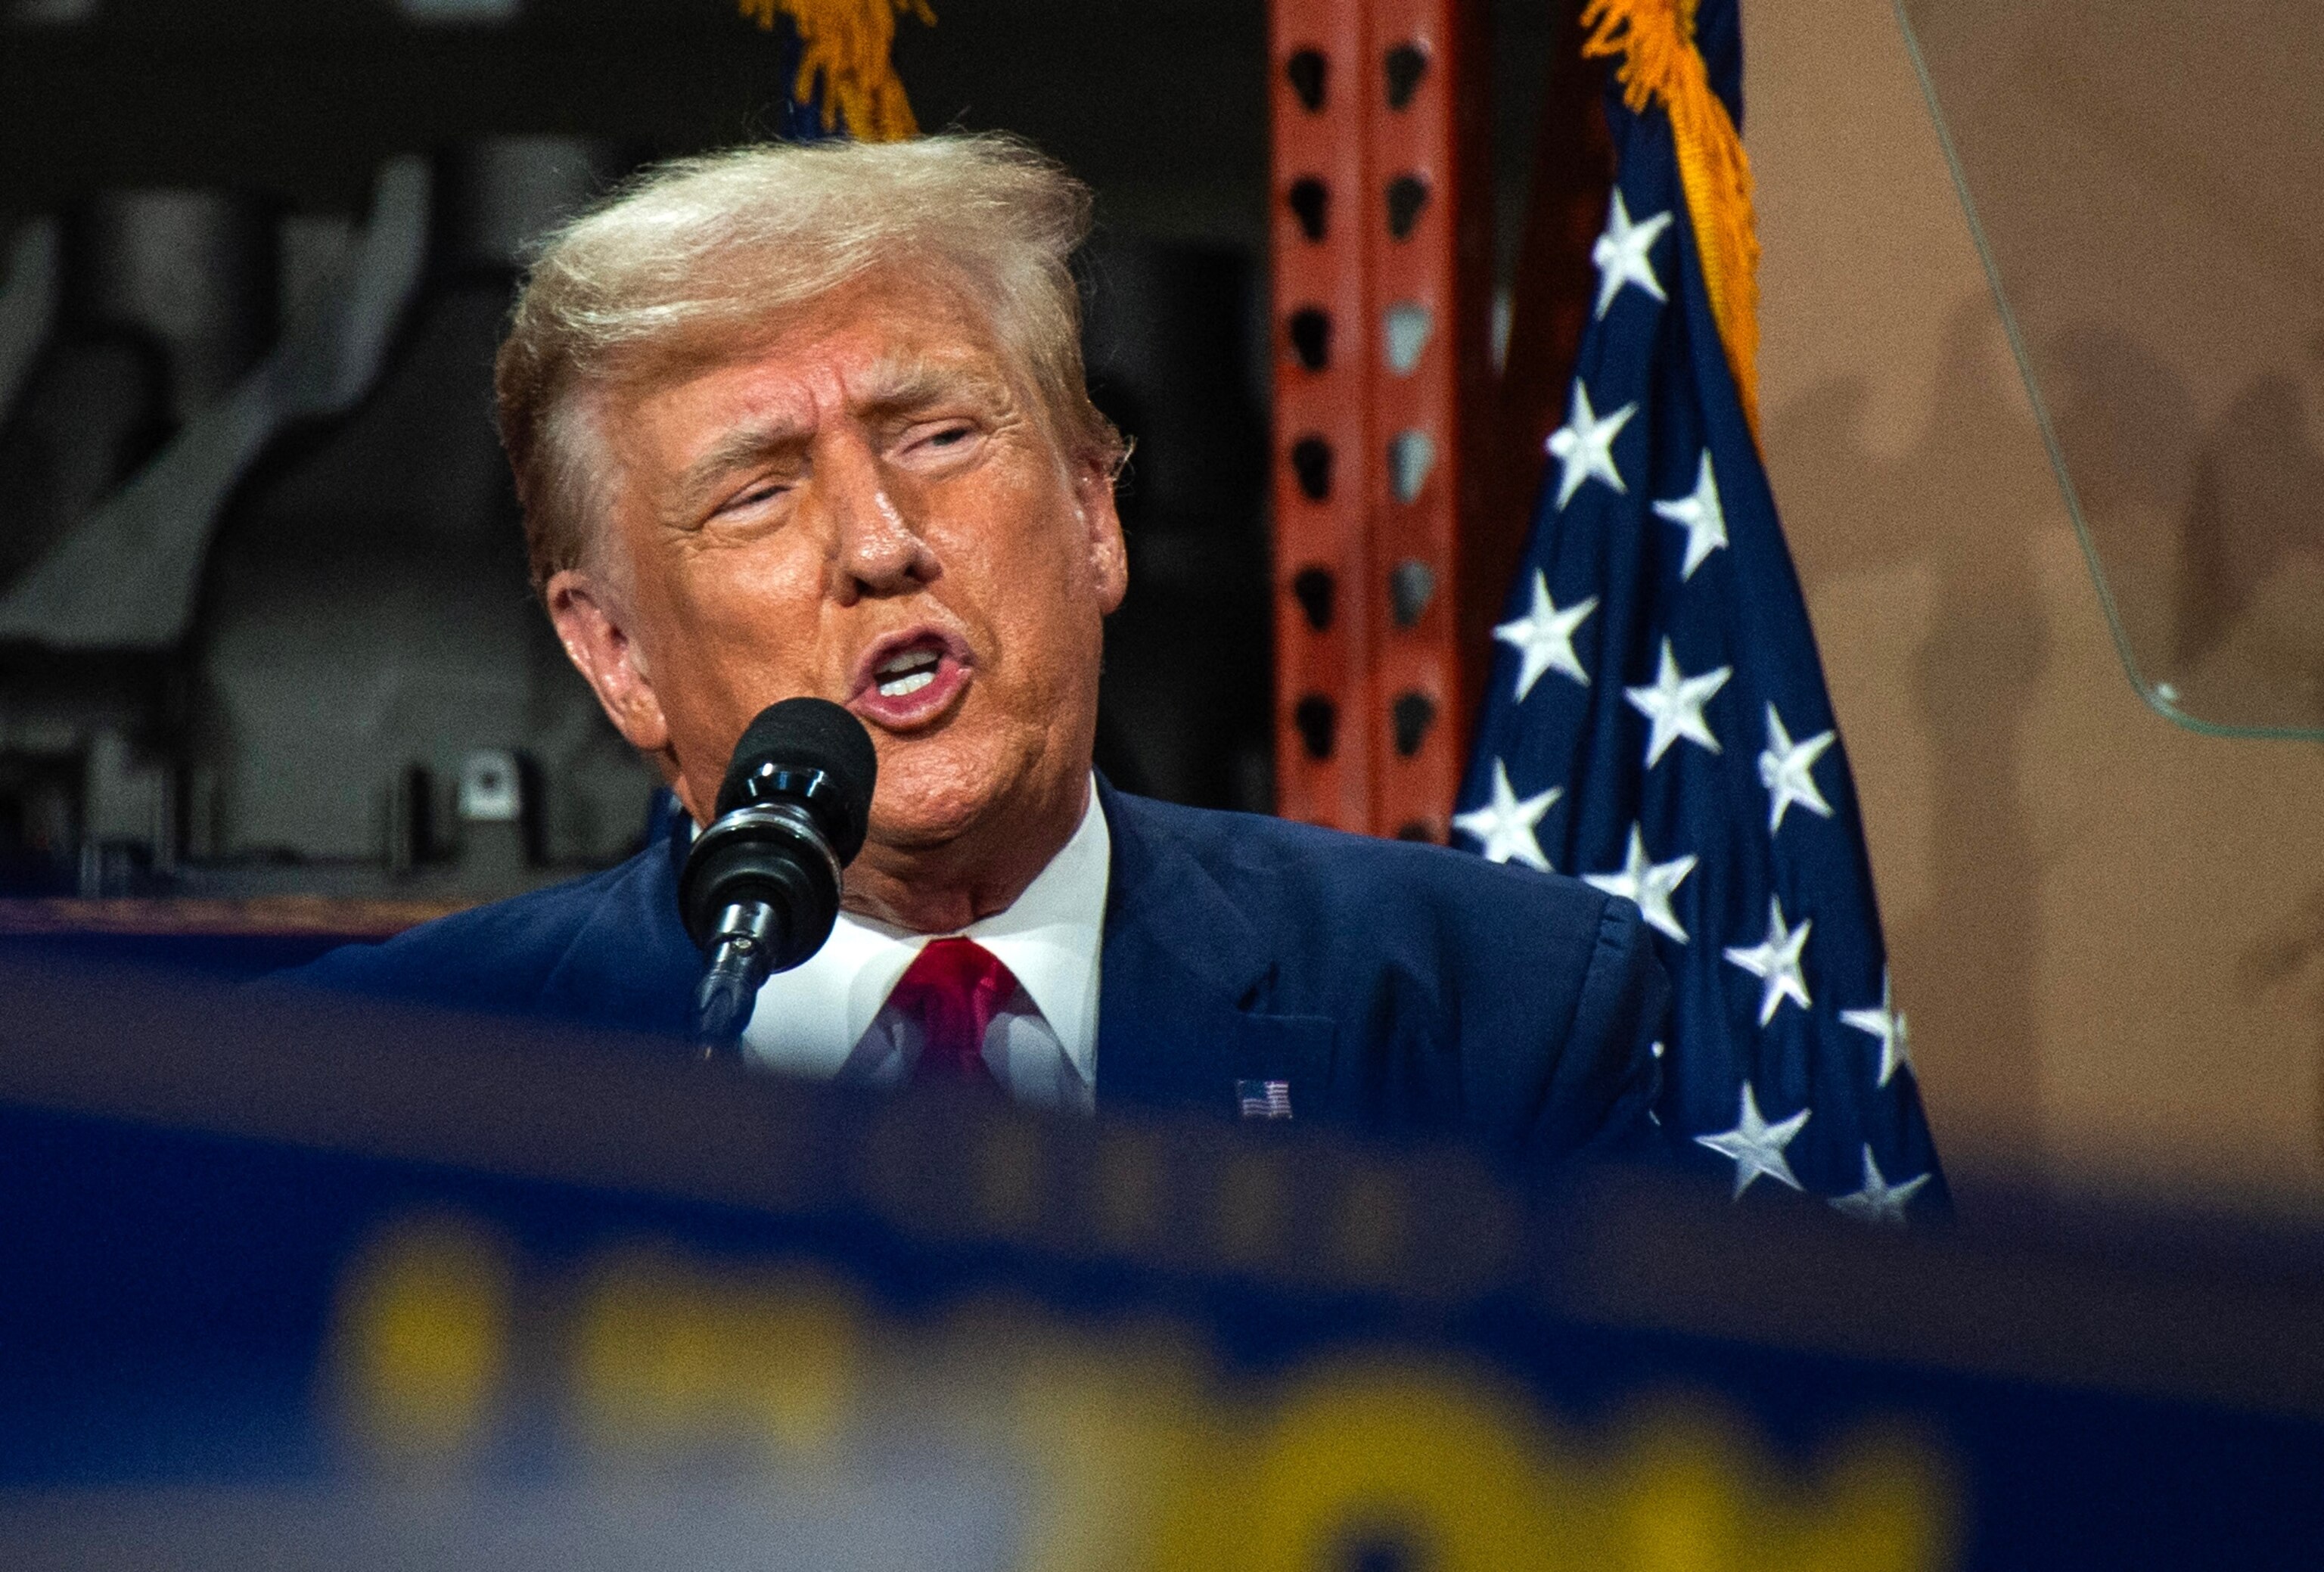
[669,354,1012,514]
[855,356,1012,421]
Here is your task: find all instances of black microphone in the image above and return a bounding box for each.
[678,697,878,1060]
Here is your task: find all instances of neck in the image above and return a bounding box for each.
[840,772,1090,934]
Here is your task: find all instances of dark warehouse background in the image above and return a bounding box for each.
[0,0,1560,911]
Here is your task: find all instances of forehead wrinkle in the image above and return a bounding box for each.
[848,347,1015,422]
[657,337,1021,521]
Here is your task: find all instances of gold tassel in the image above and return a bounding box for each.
[736,0,935,142]
[1580,0,1762,441]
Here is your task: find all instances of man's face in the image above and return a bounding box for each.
[551,270,1126,878]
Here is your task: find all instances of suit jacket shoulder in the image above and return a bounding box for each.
[1095,787,1667,1165]
[276,838,699,1039]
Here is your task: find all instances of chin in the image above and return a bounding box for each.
[865,739,1012,850]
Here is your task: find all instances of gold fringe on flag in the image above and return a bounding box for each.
[1580,0,1762,440]
[736,0,934,142]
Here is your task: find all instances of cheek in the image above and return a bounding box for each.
[629,536,834,748]
[676,539,826,658]
[949,486,1105,663]
[978,570,1096,716]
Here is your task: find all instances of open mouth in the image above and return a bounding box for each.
[850,627,973,731]
[874,645,943,699]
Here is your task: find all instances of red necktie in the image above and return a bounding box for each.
[889,937,1020,1088]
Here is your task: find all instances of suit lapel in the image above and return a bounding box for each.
[1094,783,1337,1120]
[524,782,1341,1100]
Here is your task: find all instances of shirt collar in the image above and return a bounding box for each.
[948,778,1109,1073]
[747,775,1110,1082]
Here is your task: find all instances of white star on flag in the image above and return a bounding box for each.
[1591,188,1673,318]
[1493,572,1597,700]
[1624,638,1731,767]
[1651,449,1729,581]
[1546,379,1636,509]
[1757,704,1836,834]
[1829,1145,1931,1226]
[1840,970,1912,1088]
[1583,823,1697,943]
[1723,895,1812,1024]
[1450,759,1558,871]
[1695,1082,1809,1199]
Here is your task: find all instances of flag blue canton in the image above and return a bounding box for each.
[1456,3,1947,1222]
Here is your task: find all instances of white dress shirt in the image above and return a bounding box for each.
[740,778,1109,1113]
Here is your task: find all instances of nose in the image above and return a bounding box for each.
[824,436,934,603]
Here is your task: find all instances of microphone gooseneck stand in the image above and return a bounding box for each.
[678,697,878,1063]
[691,899,782,1061]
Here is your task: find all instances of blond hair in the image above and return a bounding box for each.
[494,132,1123,590]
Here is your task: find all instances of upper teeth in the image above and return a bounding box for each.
[875,648,941,697]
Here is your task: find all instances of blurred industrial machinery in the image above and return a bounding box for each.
[0,137,660,900]
[0,136,1276,909]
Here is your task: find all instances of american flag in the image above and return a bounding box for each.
[1455,0,1945,1222]
[1238,1080,1294,1121]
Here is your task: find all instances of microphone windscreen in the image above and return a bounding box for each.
[714,697,879,858]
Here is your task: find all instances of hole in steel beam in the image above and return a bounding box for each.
[1288,307,1331,371]
[1382,300,1431,374]
[1385,174,1429,239]
[1286,48,1328,112]
[1294,694,1338,760]
[1390,691,1437,756]
[1290,436,1334,502]
[1388,559,1436,627]
[1288,178,1330,242]
[1384,43,1428,109]
[1291,567,1336,631]
[1387,430,1434,503]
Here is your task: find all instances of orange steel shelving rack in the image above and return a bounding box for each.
[1269,0,1493,842]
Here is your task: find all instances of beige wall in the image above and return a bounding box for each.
[1744,1,2324,1210]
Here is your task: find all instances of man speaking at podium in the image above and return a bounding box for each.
[294,134,1667,1167]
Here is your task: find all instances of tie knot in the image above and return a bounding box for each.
[890,937,1020,1086]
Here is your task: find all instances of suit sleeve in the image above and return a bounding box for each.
[1524,893,1669,1168]
[257,899,572,1017]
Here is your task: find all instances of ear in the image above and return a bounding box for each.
[545,567,673,758]
[1074,461,1129,616]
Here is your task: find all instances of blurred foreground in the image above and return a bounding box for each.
[0,952,2316,1570]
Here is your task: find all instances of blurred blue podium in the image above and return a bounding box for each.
[0,951,2316,1572]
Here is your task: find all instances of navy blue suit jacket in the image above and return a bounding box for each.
[288,781,1667,1167]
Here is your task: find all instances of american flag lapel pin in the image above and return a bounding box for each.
[1236,1079,1292,1120]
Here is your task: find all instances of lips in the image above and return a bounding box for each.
[848,625,974,731]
